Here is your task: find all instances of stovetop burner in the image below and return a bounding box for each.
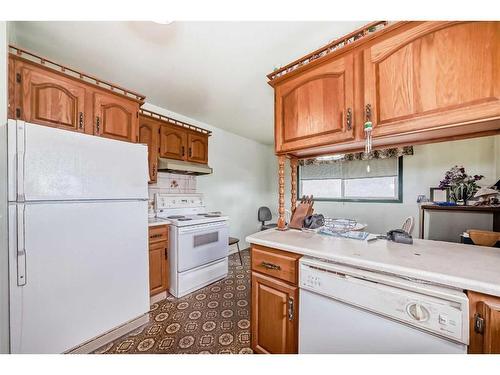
[205,214,221,217]
[177,218,193,221]
[167,215,185,219]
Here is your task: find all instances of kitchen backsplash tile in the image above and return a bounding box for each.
[148,173,197,215]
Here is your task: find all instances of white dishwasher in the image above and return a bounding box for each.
[299,256,469,354]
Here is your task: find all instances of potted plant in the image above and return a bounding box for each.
[439,166,484,205]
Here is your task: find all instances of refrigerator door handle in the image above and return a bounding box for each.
[17,204,27,286]
[16,121,25,202]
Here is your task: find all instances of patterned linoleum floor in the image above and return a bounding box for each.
[94,250,253,354]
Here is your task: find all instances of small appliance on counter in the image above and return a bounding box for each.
[154,193,229,297]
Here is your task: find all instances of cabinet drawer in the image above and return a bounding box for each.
[251,245,301,284]
[149,225,168,244]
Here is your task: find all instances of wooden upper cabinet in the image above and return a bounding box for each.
[468,291,500,354]
[187,132,208,164]
[364,21,500,138]
[251,272,298,354]
[138,115,159,183]
[8,47,145,143]
[17,62,87,133]
[274,53,355,153]
[94,91,139,142]
[159,124,187,160]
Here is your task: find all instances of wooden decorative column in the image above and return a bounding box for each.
[277,155,287,230]
[290,157,298,213]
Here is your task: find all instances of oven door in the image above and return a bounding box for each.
[176,221,229,272]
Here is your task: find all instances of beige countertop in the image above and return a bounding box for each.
[246,229,500,297]
[148,218,170,227]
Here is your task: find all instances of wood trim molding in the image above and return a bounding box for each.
[9,45,145,103]
[290,158,298,213]
[277,155,286,230]
[267,21,389,82]
[140,108,211,136]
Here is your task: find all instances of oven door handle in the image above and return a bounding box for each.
[178,223,228,234]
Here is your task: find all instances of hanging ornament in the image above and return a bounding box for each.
[364,104,373,173]
[364,104,373,154]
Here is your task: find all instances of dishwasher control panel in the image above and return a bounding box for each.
[299,258,469,344]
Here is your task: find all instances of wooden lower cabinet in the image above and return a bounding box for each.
[251,245,300,354]
[251,272,298,354]
[468,291,500,354]
[148,225,169,296]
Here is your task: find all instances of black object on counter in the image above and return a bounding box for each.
[303,214,325,229]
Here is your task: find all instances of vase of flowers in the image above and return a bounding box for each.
[439,166,484,205]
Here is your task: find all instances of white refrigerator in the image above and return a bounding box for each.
[7,120,151,353]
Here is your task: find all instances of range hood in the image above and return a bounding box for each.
[157,158,213,175]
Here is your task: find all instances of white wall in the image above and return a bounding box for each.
[273,135,500,241]
[0,21,9,353]
[143,103,276,248]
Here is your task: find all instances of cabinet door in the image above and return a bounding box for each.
[138,116,159,183]
[468,291,500,354]
[275,53,355,153]
[149,241,169,296]
[159,124,187,161]
[94,91,139,142]
[364,21,500,138]
[19,63,87,132]
[251,271,298,354]
[187,132,208,164]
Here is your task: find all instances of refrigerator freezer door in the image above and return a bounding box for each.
[8,120,148,201]
[9,200,150,353]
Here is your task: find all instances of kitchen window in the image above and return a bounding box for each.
[298,157,403,202]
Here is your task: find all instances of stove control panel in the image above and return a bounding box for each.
[155,193,204,210]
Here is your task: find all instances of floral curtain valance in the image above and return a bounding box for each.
[298,146,414,166]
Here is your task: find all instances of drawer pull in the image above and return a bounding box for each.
[79,112,84,130]
[260,261,281,271]
[288,297,294,321]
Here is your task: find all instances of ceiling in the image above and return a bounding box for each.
[10,21,367,144]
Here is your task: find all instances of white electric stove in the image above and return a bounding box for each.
[154,193,229,298]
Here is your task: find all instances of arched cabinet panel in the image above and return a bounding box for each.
[187,133,208,164]
[159,124,187,161]
[364,21,500,137]
[94,91,139,142]
[21,66,86,132]
[274,53,355,153]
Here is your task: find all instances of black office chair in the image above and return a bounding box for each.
[258,207,277,231]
